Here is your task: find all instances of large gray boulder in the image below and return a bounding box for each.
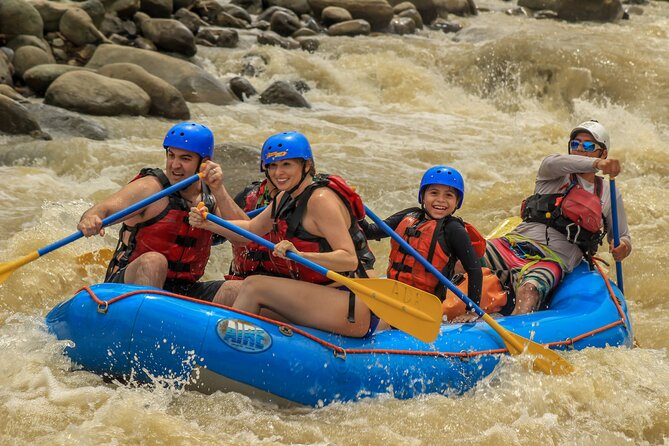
[23,64,96,96]
[307,0,393,31]
[518,0,623,21]
[86,44,238,105]
[0,94,50,138]
[23,102,109,140]
[0,0,44,39]
[45,70,151,116]
[137,17,197,57]
[13,45,55,79]
[31,0,106,32]
[59,8,109,46]
[98,62,190,119]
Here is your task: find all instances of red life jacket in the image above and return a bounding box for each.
[229,180,273,278]
[244,174,372,283]
[105,168,215,283]
[521,174,605,257]
[387,210,484,296]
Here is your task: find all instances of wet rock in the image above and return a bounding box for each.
[258,6,298,23]
[136,15,197,57]
[241,54,268,77]
[0,0,44,39]
[197,27,240,48]
[230,0,263,15]
[140,0,173,18]
[0,94,50,139]
[271,10,303,36]
[174,8,209,34]
[213,142,263,195]
[389,16,416,34]
[0,51,14,87]
[98,62,190,119]
[327,19,371,36]
[174,0,197,9]
[23,102,109,140]
[429,17,462,32]
[300,14,323,33]
[321,6,352,26]
[308,0,393,31]
[13,45,55,79]
[556,0,624,22]
[229,76,257,101]
[266,0,312,16]
[23,64,96,96]
[86,44,238,105]
[392,1,416,13]
[106,0,141,19]
[295,35,319,52]
[7,35,51,54]
[399,9,423,28]
[0,84,24,101]
[59,8,109,46]
[257,31,300,49]
[134,36,158,51]
[292,27,318,37]
[221,4,253,23]
[215,11,250,28]
[259,80,310,108]
[45,70,151,116]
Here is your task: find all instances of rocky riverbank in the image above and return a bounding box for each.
[0,0,644,140]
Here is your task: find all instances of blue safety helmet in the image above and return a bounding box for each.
[260,131,313,171]
[163,122,214,159]
[418,165,465,209]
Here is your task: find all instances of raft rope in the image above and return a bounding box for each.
[78,262,628,359]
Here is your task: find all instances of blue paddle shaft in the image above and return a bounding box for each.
[204,213,329,277]
[364,206,484,317]
[609,178,624,294]
[37,173,202,256]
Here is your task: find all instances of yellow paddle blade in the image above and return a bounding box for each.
[75,248,114,266]
[482,314,574,375]
[328,273,442,343]
[0,251,40,284]
[486,216,522,240]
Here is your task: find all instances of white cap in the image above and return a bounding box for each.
[570,120,610,150]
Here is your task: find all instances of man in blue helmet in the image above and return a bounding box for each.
[479,120,632,318]
[78,122,246,301]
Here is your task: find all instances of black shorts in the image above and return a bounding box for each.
[106,266,224,302]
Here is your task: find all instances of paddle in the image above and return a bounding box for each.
[196,204,443,343]
[609,177,624,294]
[486,216,522,240]
[0,173,203,284]
[363,205,574,375]
[74,205,269,267]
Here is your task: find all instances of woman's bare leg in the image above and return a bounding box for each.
[233,275,371,337]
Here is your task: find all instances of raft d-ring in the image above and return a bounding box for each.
[458,351,471,362]
[565,338,575,350]
[333,350,347,360]
[97,301,109,314]
[279,326,293,337]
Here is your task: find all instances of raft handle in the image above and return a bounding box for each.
[97,301,109,314]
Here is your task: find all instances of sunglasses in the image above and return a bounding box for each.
[569,140,600,152]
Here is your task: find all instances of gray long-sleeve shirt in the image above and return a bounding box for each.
[511,154,632,272]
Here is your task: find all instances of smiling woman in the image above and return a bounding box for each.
[187,131,382,338]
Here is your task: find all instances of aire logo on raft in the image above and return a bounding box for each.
[216,318,273,353]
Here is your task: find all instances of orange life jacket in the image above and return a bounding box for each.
[442,267,508,319]
[105,168,215,283]
[387,210,485,296]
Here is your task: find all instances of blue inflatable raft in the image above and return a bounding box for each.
[45,262,633,406]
